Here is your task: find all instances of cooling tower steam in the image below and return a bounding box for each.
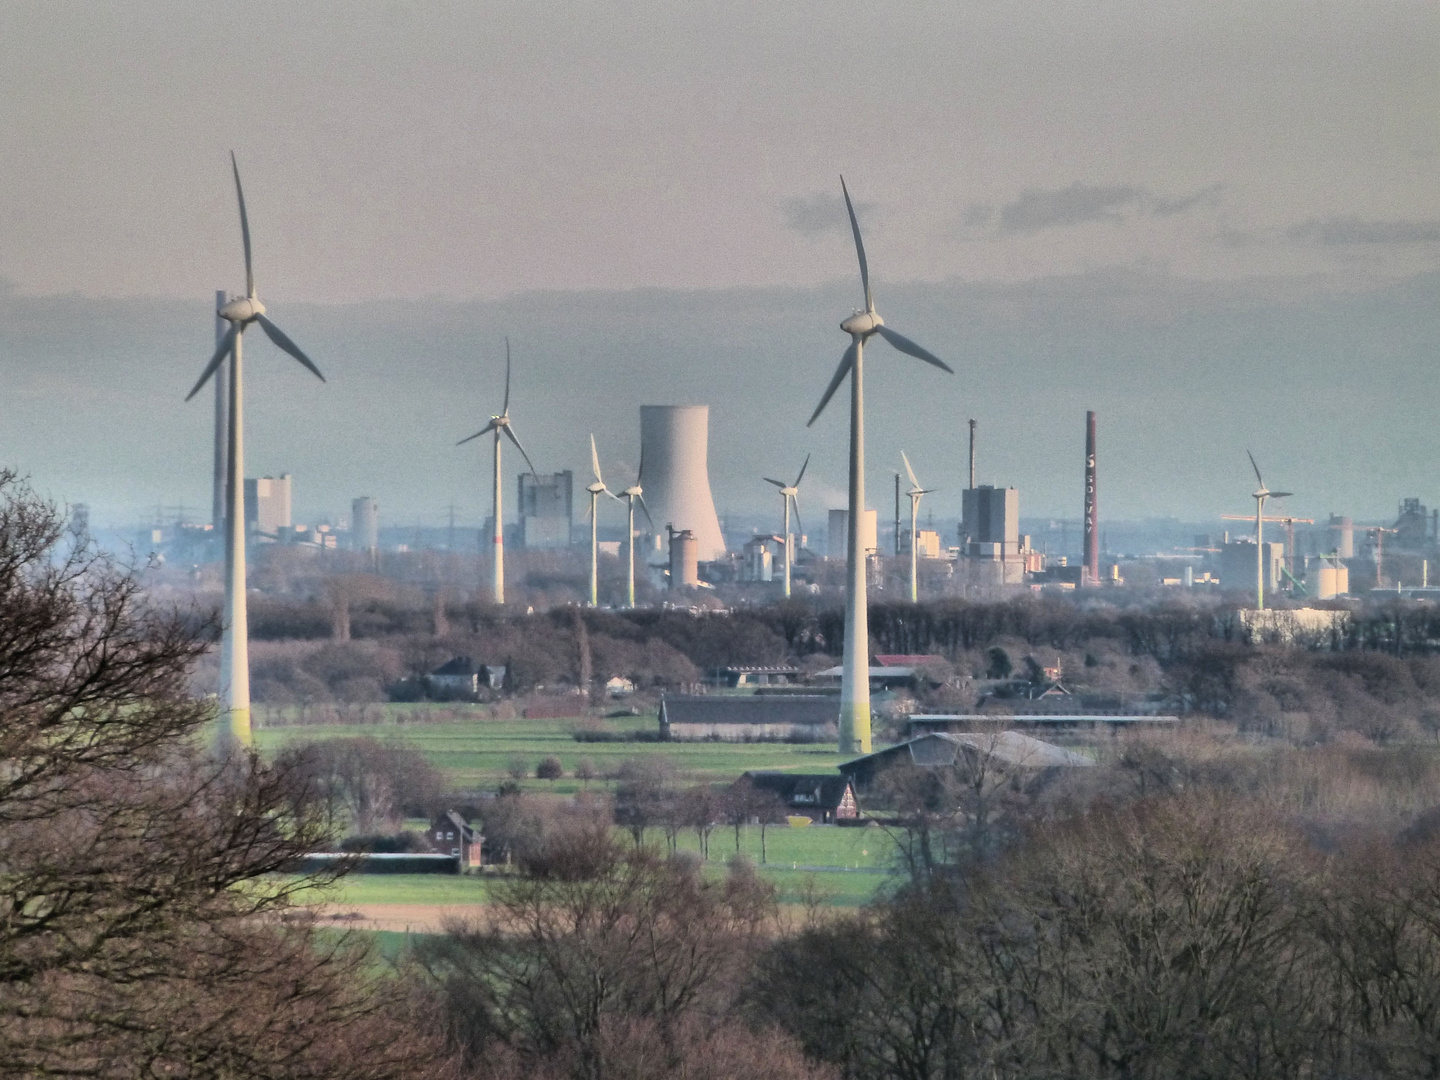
[638,405,726,561]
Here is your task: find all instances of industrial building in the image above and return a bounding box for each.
[827,508,878,560]
[351,496,379,553]
[959,485,1041,585]
[518,470,573,549]
[1219,540,1285,597]
[638,405,726,561]
[244,474,292,539]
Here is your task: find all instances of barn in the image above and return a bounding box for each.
[659,695,837,742]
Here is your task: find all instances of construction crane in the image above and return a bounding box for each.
[1363,526,1398,588]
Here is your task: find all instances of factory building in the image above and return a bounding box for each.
[960,485,1039,585]
[244,474,292,539]
[517,470,573,549]
[638,406,726,561]
[827,508,878,560]
[1219,540,1285,596]
[351,496,379,553]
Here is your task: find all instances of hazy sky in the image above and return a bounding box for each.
[1,2,1437,531]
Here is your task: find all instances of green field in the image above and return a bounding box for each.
[255,711,853,791]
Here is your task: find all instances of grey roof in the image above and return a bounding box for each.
[844,731,1094,772]
[660,695,837,727]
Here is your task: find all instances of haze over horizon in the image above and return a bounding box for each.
[1,2,1436,532]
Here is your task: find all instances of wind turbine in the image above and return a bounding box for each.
[186,152,325,750]
[807,178,953,754]
[900,451,934,604]
[584,435,616,607]
[1247,451,1291,611]
[763,453,809,599]
[457,339,536,606]
[618,452,654,609]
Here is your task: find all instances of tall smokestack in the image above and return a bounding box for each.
[1083,411,1099,586]
[968,418,976,489]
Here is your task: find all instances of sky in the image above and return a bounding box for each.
[1,1,1437,531]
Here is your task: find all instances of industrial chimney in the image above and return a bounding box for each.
[638,405,726,561]
[1083,411,1099,587]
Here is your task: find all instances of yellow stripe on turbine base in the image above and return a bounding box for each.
[839,699,872,755]
[217,706,252,750]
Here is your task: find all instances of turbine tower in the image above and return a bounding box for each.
[187,153,325,750]
[1247,451,1291,611]
[585,435,615,607]
[619,453,654,609]
[764,454,809,599]
[211,289,227,534]
[901,451,934,603]
[457,339,536,606]
[807,178,953,754]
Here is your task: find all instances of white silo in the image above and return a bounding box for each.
[639,405,726,561]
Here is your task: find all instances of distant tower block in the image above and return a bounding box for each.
[638,405,726,561]
[352,496,379,553]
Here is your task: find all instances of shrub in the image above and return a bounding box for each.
[536,755,564,781]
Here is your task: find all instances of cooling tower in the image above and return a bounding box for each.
[639,405,726,561]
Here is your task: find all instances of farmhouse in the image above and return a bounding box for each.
[659,694,837,741]
[428,809,482,871]
[429,656,505,697]
[741,771,860,823]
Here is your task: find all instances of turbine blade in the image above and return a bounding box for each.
[1270,491,1293,499]
[590,434,604,486]
[901,449,920,490]
[807,341,858,427]
[636,439,645,485]
[256,315,325,382]
[457,419,500,446]
[793,452,810,488]
[637,492,655,531]
[185,323,239,401]
[502,337,512,415]
[875,325,953,373]
[763,477,786,488]
[840,175,870,311]
[1247,450,1264,488]
[231,151,253,299]
[502,422,537,475]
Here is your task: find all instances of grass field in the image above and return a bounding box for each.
[255,710,853,791]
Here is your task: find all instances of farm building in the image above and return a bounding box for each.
[741,771,860,824]
[840,730,1092,792]
[427,809,482,871]
[659,695,837,741]
[429,656,505,697]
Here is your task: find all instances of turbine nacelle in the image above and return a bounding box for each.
[218,296,266,323]
[623,485,643,498]
[587,481,608,496]
[840,310,883,336]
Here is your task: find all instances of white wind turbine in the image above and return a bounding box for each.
[584,435,617,607]
[1247,451,1291,611]
[457,339,537,606]
[618,451,654,609]
[807,178,953,754]
[186,152,325,750]
[763,453,809,599]
[900,451,934,604]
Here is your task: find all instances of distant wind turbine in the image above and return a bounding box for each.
[619,451,654,609]
[457,339,536,606]
[900,451,934,604]
[1246,451,1291,611]
[764,453,809,599]
[807,178,953,753]
[584,435,617,607]
[186,152,325,750]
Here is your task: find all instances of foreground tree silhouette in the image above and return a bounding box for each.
[0,473,449,1078]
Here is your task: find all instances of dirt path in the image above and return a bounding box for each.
[310,903,487,933]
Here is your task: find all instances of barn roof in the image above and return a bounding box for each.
[660,695,837,727]
[842,731,1093,773]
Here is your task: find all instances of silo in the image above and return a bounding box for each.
[669,529,699,589]
[639,405,726,560]
[1329,514,1354,559]
[352,496,379,553]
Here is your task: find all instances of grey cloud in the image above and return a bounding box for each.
[988,182,1222,235]
[1287,217,1440,245]
[782,192,877,238]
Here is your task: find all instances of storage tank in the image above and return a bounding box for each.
[669,529,699,589]
[639,406,726,561]
[352,496,379,553]
[1310,558,1350,600]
